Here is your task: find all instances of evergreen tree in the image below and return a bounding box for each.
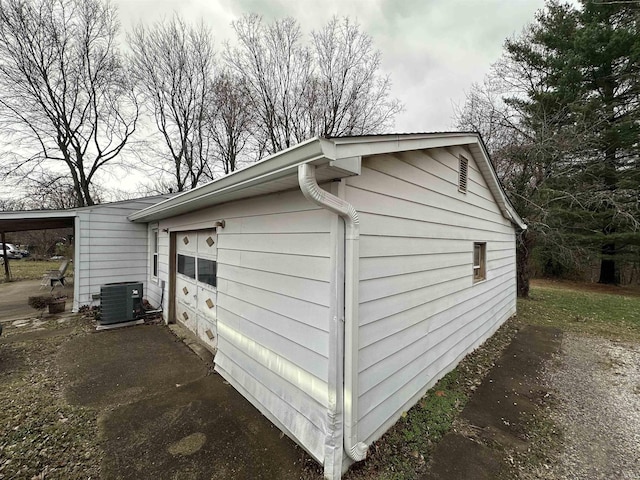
[504,0,640,284]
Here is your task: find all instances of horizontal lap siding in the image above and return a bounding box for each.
[158,189,333,462]
[347,148,517,444]
[76,198,166,307]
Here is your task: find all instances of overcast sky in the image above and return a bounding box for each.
[3,0,557,202]
[114,0,551,133]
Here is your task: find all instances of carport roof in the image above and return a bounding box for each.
[0,209,76,233]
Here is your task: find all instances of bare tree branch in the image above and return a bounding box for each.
[129,15,216,192]
[0,0,138,206]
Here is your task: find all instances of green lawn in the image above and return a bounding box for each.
[0,259,72,283]
[519,279,640,340]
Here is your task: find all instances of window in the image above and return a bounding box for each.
[459,155,469,193]
[473,242,486,282]
[197,258,217,287]
[177,254,196,279]
[152,229,159,279]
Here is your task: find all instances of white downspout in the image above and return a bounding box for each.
[298,164,368,462]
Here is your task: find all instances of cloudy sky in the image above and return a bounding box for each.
[114,0,551,133]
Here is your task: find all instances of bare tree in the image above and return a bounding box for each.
[21,170,104,209]
[226,14,314,155]
[226,15,402,157]
[311,17,402,136]
[455,56,603,296]
[0,196,25,211]
[0,0,138,207]
[207,71,254,175]
[129,15,216,192]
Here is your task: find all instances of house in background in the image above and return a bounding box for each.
[128,133,526,479]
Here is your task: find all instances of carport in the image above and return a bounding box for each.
[0,210,76,282]
[1,195,172,312]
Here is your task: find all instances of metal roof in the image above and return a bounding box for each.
[128,133,526,229]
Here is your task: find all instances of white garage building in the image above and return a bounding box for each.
[129,133,525,479]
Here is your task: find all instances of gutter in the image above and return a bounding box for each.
[298,164,368,462]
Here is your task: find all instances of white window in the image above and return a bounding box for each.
[459,155,469,193]
[473,242,486,282]
[152,229,159,279]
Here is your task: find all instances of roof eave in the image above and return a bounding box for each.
[128,132,527,230]
[129,137,330,223]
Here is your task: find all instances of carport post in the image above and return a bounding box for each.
[1,231,9,281]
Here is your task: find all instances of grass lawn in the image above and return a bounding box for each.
[0,259,72,283]
[520,279,640,341]
[343,279,640,479]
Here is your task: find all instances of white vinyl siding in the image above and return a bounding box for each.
[74,196,169,311]
[346,146,517,445]
[157,188,334,462]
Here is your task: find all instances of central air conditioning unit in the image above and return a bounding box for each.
[100,281,143,325]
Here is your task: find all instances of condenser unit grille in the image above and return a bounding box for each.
[100,282,143,325]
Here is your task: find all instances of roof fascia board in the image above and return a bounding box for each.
[0,210,78,220]
[332,134,478,159]
[128,132,526,230]
[333,133,525,229]
[468,140,527,230]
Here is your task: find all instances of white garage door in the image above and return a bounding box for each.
[175,229,218,350]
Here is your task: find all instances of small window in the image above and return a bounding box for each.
[177,254,196,279]
[198,258,217,288]
[459,155,469,193]
[152,230,159,278]
[473,242,486,282]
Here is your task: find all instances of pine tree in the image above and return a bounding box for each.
[504,0,640,284]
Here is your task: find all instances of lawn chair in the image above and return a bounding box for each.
[41,259,70,291]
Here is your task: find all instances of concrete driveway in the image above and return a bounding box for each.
[0,278,73,321]
[57,324,313,479]
[1,278,315,478]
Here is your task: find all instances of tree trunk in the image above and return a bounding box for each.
[598,242,618,284]
[516,230,532,298]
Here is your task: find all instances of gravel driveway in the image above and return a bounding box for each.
[545,334,640,480]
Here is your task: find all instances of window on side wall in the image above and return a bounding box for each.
[473,242,486,282]
[152,229,159,279]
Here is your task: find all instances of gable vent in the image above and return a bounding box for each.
[458,155,469,193]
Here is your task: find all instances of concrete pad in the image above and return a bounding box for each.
[58,323,311,479]
[99,375,309,479]
[59,324,208,408]
[0,278,74,322]
[423,325,562,479]
[422,434,509,480]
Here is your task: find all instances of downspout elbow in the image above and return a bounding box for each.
[298,164,359,232]
[298,163,368,463]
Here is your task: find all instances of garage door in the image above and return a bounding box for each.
[175,229,218,350]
